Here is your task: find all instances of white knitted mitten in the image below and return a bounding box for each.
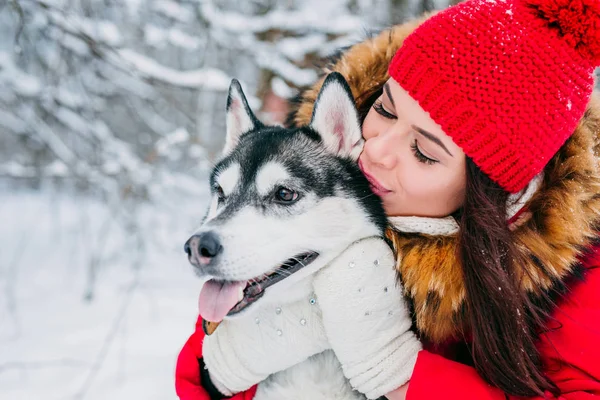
[202,295,330,395]
[313,236,422,399]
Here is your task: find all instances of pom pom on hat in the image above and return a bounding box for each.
[527,0,600,63]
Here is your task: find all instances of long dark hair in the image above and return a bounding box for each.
[456,158,558,397]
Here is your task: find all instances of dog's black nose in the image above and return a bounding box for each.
[198,231,222,258]
[185,232,223,265]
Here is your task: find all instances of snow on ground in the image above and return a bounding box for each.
[0,186,209,399]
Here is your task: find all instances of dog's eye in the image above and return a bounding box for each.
[275,187,298,203]
[214,184,225,200]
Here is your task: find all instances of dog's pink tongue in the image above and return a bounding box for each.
[199,280,246,322]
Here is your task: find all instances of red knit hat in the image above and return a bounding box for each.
[388,0,600,193]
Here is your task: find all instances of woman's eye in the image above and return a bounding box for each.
[411,140,438,165]
[373,100,397,120]
[275,187,299,203]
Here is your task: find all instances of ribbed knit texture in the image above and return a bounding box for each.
[388,0,600,193]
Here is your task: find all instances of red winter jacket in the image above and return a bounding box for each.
[174,314,257,400]
[175,246,600,400]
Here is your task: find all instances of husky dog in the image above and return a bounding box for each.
[185,73,388,400]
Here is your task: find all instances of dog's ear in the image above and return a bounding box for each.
[310,72,363,160]
[224,79,261,155]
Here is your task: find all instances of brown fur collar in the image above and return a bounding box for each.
[291,18,600,344]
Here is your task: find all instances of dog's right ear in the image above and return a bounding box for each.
[310,72,363,160]
[224,79,261,155]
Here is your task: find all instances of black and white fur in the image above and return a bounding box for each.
[186,73,387,399]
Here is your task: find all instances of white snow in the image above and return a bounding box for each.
[187,144,208,160]
[0,162,36,178]
[255,50,318,87]
[98,63,155,99]
[155,128,190,156]
[54,87,86,110]
[0,108,27,134]
[271,76,297,99]
[55,32,90,56]
[117,49,231,90]
[47,11,123,47]
[277,34,327,62]
[144,25,202,50]
[54,106,90,134]
[44,160,69,177]
[101,160,122,175]
[0,52,42,97]
[152,0,194,23]
[200,1,363,35]
[213,33,317,88]
[0,188,208,400]
[168,29,202,50]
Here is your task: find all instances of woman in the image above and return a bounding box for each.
[176,0,600,398]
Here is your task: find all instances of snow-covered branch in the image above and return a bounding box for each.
[116,49,230,90]
[199,0,363,35]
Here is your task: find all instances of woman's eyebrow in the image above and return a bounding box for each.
[412,125,454,157]
[383,83,396,108]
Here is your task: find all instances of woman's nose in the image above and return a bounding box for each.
[363,132,397,170]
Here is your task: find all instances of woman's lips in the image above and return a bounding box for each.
[358,160,392,197]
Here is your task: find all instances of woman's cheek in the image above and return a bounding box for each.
[404,168,436,200]
[396,159,420,190]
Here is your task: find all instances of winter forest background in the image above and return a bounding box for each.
[0,0,491,398]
